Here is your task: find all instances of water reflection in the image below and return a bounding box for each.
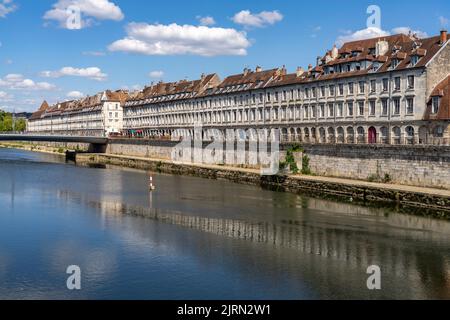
[0,148,449,299]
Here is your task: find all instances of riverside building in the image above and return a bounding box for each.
[29,31,450,145]
[28,90,128,136]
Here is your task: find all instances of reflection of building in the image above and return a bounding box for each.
[27,90,128,137]
[123,31,450,145]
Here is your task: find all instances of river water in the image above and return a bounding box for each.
[0,148,449,300]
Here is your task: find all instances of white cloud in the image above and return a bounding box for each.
[43,0,124,29]
[336,26,429,46]
[439,16,449,28]
[108,22,250,56]
[336,27,390,45]
[67,91,84,98]
[40,67,107,81]
[149,70,164,78]
[197,16,215,26]
[0,90,13,101]
[0,0,17,18]
[391,27,428,39]
[232,10,283,28]
[0,74,56,90]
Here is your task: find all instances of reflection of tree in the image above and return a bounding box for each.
[415,251,450,299]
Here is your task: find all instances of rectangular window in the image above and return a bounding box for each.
[370,80,376,93]
[267,92,271,102]
[382,78,389,91]
[382,99,388,115]
[338,84,344,95]
[432,97,440,113]
[329,85,335,96]
[328,103,334,117]
[358,101,364,116]
[359,81,365,94]
[282,91,287,101]
[337,103,343,117]
[348,82,354,94]
[393,98,401,115]
[407,75,415,89]
[320,86,326,97]
[311,105,316,118]
[305,88,310,98]
[312,87,317,98]
[394,77,401,91]
[319,104,325,117]
[304,105,309,118]
[406,98,414,114]
[347,102,354,116]
[369,100,376,116]
[274,92,279,101]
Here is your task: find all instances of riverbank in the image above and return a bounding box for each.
[77,152,450,220]
[0,142,68,156]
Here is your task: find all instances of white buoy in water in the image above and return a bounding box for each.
[149,175,156,191]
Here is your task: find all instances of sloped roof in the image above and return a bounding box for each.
[425,75,450,120]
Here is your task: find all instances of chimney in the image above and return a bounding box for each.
[440,29,447,45]
[201,73,206,81]
[316,56,322,66]
[307,64,313,72]
[243,68,249,76]
[255,66,262,73]
[296,67,304,77]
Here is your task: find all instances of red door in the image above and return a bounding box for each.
[368,127,377,144]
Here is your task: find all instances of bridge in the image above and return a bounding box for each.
[0,134,108,153]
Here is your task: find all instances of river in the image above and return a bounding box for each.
[0,148,449,299]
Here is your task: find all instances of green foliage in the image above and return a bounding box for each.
[301,154,312,175]
[280,145,302,174]
[0,111,27,132]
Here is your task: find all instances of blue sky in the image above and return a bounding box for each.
[0,0,449,112]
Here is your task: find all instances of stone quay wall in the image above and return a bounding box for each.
[301,144,450,190]
[106,139,450,190]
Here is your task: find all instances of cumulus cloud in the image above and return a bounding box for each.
[336,26,428,45]
[67,90,84,98]
[0,0,17,18]
[391,27,428,39]
[149,70,164,78]
[40,67,107,81]
[108,22,251,56]
[43,0,124,29]
[0,90,13,101]
[0,74,56,90]
[232,10,283,28]
[336,27,390,45]
[197,16,215,26]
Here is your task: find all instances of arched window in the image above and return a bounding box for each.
[405,126,415,144]
[392,126,401,144]
[327,127,336,144]
[357,126,365,144]
[336,127,345,143]
[346,127,355,143]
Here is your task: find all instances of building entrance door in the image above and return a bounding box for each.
[368,127,377,144]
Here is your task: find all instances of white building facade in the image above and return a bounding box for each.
[28,90,127,137]
[123,32,450,145]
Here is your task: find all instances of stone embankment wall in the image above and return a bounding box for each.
[302,144,450,189]
[106,139,450,190]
